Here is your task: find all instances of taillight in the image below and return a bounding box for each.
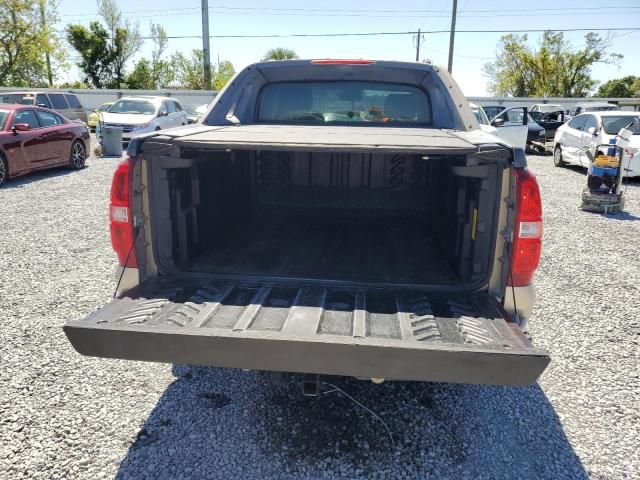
[509,169,543,287]
[109,157,137,267]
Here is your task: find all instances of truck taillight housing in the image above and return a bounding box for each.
[110,157,137,268]
[509,169,542,287]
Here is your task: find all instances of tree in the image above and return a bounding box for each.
[121,23,173,90]
[67,0,143,88]
[483,34,534,97]
[214,60,235,90]
[67,22,114,88]
[0,0,65,87]
[149,22,173,88]
[57,80,88,89]
[261,48,298,61]
[634,78,640,98]
[170,50,205,89]
[169,50,235,90]
[484,31,622,97]
[596,76,640,97]
[97,0,143,88]
[125,58,154,89]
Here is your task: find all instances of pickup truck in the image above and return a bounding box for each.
[64,60,548,391]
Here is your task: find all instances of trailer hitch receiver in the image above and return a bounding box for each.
[302,374,320,397]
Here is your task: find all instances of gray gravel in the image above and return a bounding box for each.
[1,149,639,479]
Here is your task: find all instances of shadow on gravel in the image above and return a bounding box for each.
[584,211,640,222]
[0,166,78,189]
[115,366,587,479]
[563,165,588,176]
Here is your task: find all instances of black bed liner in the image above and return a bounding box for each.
[65,277,549,385]
[188,217,458,285]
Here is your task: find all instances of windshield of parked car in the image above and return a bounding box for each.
[536,105,563,113]
[258,81,431,125]
[98,103,112,112]
[109,99,156,115]
[0,94,35,105]
[0,110,10,129]
[601,116,640,135]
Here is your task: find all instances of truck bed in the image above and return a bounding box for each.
[64,277,549,385]
[188,216,458,285]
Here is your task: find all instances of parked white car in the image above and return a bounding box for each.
[469,102,497,134]
[567,102,618,119]
[530,104,564,114]
[97,96,188,141]
[553,111,640,177]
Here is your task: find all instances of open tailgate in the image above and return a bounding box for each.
[64,278,549,385]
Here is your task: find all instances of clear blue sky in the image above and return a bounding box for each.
[55,0,640,95]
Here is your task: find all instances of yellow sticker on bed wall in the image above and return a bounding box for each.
[472,208,478,240]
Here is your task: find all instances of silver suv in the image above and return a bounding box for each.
[0,91,88,124]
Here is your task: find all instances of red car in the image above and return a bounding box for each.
[0,104,90,187]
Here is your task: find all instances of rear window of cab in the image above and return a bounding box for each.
[257,81,432,125]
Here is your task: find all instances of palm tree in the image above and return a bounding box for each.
[261,47,299,61]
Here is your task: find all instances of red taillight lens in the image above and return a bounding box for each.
[509,169,543,287]
[310,59,376,65]
[109,157,137,267]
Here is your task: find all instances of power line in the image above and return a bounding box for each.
[58,5,640,18]
[183,27,640,39]
[58,10,640,20]
[54,27,640,40]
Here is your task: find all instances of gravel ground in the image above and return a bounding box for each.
[0,148,639,479]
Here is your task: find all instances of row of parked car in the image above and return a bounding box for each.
[471,101,640,177]
[0,91,210,133]
[0,92,211,187]
[1,89,637,187]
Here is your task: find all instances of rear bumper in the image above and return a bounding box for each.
[64,278,549,386]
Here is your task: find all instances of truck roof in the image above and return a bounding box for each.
[200,59,478,132]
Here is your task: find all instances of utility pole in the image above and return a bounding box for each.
[201,0,212,90]
[38,0,53,87]
[415,28,421,62]
[447,0,458,73]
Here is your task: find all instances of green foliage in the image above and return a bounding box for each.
[261,48,299,61]
[168,50,235,90]
[214,60,236,90]
[125,58,154,89]
[66,0,143,88]
[484,31,622,97]
[596,76,640,98]
[67,22,113,88]
[150,22,172,88]
[57,80,89,89]
[0,0,65,87]
[169,50,205,89]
